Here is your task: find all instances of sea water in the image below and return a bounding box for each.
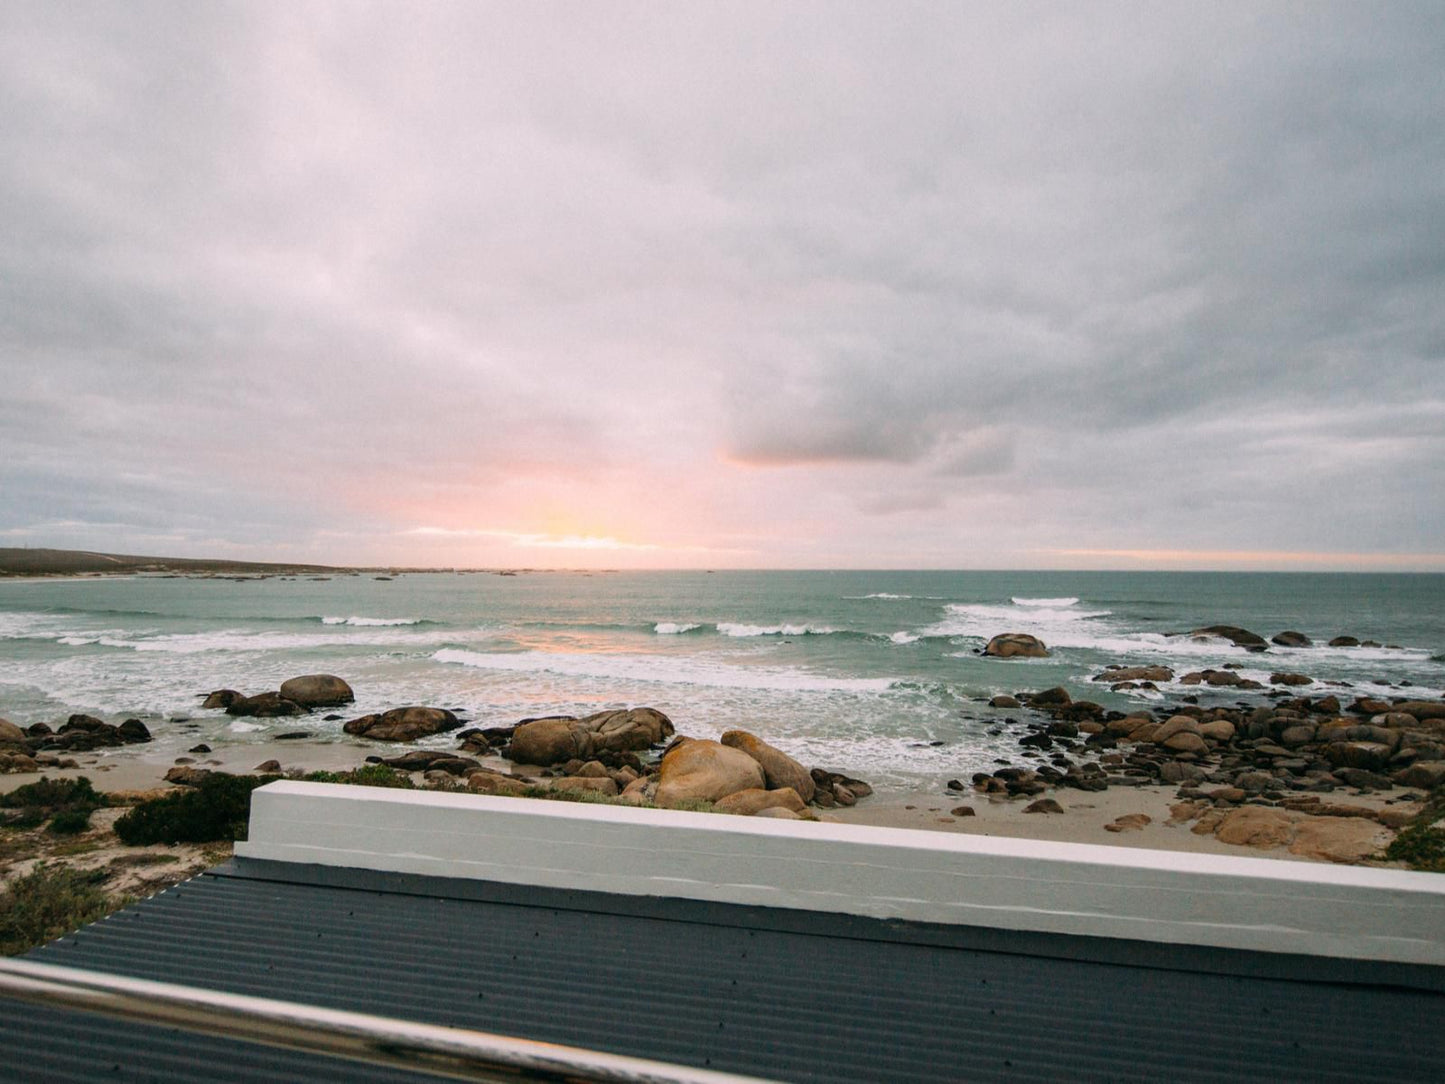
[1,570,1441,793]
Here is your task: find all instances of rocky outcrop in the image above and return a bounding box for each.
[1093,665,1173,684]
[984,633,1049,658]
[278,674,354,708]
[1271,631,1312,647]
[26,714,154,752]
[719,730,815,802]
[225,692,305,718]
[1189,625,1268,651]
[507,708,675,766]
[653,739,765,808]
[0,718,27,745]
[343,707,461,742]
[713,787,808,816]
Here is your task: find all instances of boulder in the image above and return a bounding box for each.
[1271,631,1312,647]
[225,692,304,718]
[278,674,354,708]
[1212,807,1294,850]
[116,718,153,744]
[1270,672,1313,687]
[506,708,675,766]
[466,771,532,797]
[164,766,213,786]
[380,750,479,774]
[1023,798,1064,814]
[989,695,1021,709]
[1093,666,1173,683]
[1152,715,1200,744]
[0,719,27,745]
[983,633,1049,658]
[753,807,804,820]
[1162,732,1209,755]
[1189,625,1268,651]
[1198,720,1236,742]
[1324,741,1394,772]
[508,717,585,765]
[1105,814,1152,833]
[1328,636,1360,647]
[719,731,815,802]
[1392,701,1445,722]
[254,759,282,773]
[1027,686,1072,707]
[1287,817,1391,864]
[201,690,240,710]
[343,706,461,742]
[1395,763,1445,789]
[549,776,619,797]
[654,739,765,808]
[713,787,808,816]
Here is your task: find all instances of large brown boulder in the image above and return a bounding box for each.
[1287,817,1392,864]
[226,692,304,718]
[278,674,354,708]
[654,739,765,808]
[343,706,461,742]
[983,633,1048,658]
[1324,741,1394,772]
[1271,630,1312,647]
[1093,666,1173,683]
[201,690,240,710]
[714,787,808,816]
[1392,701,1445,723]
[507,708,675,766]
[719,730,815,802]
[0,718,26,745]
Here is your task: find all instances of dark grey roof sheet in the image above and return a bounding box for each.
[4,858,1443,1083]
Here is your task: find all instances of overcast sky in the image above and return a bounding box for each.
[1,2,1442,570]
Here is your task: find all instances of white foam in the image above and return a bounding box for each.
[717,623,839,638]
[1010,596,1080,608]
[432,648,893,693]
[653,622,702,635]
[320,616,423,627]
[889,631,920,644]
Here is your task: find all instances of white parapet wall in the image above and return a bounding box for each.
[237,780,1445,966]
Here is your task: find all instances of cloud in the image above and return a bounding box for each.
[0,3,1441,568]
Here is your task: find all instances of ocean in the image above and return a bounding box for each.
[1,570,1441,794]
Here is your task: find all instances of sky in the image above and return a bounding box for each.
[1,2,1443,571]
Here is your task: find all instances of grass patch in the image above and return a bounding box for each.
[302,764,414,789]
[0,777,107,835]
[1382,787,1445,872]
[0,863,117,955]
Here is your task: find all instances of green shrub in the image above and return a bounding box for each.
[1382,786,1445,872]
[0,777,105,830]
[46,809,94,835]
[114,773,274,845]
[0,863,114,955]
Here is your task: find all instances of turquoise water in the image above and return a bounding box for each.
[1,571,1441,792]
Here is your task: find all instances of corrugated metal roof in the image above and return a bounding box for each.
[4,859,1442,1083]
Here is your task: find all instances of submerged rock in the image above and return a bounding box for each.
[1189,625,1269,651]
[1271,631,1312,647]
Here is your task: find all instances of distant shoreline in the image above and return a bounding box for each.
[0,548,538,579]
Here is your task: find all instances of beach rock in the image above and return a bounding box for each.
[654,739,765,808]
[1212,807,1294,849]
[549,776,620,797]
[0,719,27,745]
[950,805,976,817]
[1328,636,1360,647]
[1270,672,1314,687]
[380,750,480,774]
[164,766,213,786]
[1272,631,1312,647]
[983,633,1049,658]
[1093,665,1174,683]
[1163,732,1208,755]
[278,674,354,708]
[1394,762,1445,789]
[1351,697,1393,715]
[1190,625,1268,651]
[1287,817,1391,864]
[117,718,152,744]
[1152,715,1200,744]
[225,692,305,718]
[1198,720,1236,742]
[1392,701,1445,722]
[753,807,803,820]
[466,771,531,797]
[1027,686,1071,707]
[713,787,807,816]
[507,717,583,765]
[989,695,1021,709]
[343,706,461,742]
[254,759,282,773]
[1023,798,1064,814]
[1324,741,1393,772]
[720,730,815,803]
[201,690,240,710]
[1105,814,1151,832]
[507,708,675,766]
